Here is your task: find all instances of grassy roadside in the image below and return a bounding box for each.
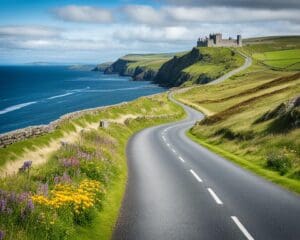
[74,110,186,240]
[0,94,185,239]
[187,131,300,194]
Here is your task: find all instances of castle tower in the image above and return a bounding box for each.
[215,33,222,45]
[237,35,242,46]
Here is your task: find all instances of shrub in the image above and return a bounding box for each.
[266,152,292,175]
[214,128,254,141]
[214,128,236,140]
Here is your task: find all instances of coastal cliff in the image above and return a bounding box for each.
[153,48,202,87]
[94,47,243,87]
[94,53,174,82]
[153,47,244,87]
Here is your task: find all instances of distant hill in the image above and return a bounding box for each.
[69,64,95,71]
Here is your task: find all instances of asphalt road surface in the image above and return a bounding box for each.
[113,55,300,240]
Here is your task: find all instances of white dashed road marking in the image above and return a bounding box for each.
[190,169,203,182]
[207,188,223,205]
[231,216,254,240]
[179,156,185,163]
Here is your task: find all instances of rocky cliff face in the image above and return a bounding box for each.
[132,67,157,81]
[103,59,133,76]
[94,58,159,82]
[153,48,203,87]
[92,62,112,72]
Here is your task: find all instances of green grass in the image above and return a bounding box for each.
[175,36,300,193]
[0,93,185,239]
[243,36,300,53]
[182,47,244,84]
[187,131,300,194]
[253,49,300,70]
[121,53,181,72]
[154,47,244,87]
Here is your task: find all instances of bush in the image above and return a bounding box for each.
[214,128,254,141]
[214,128,236,140]
[266,152,292,175]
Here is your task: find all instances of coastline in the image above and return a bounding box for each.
[0,100,130,148]
[0,89,168,148]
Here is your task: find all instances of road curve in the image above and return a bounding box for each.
[208,51,252,85]
[113,55,300,240]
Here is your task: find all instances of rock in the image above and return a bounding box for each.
[99,120,110,128]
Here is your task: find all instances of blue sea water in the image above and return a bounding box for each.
[0,65,166,134]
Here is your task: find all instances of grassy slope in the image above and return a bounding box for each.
[121,53,177,72]
[182,47,244,85]
[0,94,185,239]
[153,47,244,87]
[244,36,300,71]
[176,36,300,193]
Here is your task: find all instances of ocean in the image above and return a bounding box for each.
[0,65,166,134]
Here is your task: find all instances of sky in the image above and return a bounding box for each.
[0,0,299,64]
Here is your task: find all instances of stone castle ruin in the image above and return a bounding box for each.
[197,33,242,47]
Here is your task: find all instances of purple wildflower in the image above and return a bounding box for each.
[77,150,93,160]
[19,160,32,172]
[0,230,5,240]
[26,199,34,211]
[18,192,29,202]
[54,172,72,184]
[54,176,60,185]
[0,199,6,212]
[37,183,48,197]
[61,157,80,168]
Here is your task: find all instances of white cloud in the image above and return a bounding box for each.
[1,3,300,63]
[122,5,165,25]
[163,6,300,23]
[0,26,61,38]
[121,5,300,25]
[53,5,113,23]
[113,25,193,43]
[164,0,300,10]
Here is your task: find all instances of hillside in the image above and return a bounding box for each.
[154,47,244,87]
[243,36,300,71]
[95,47,244,87]
[94,53,176,81]
[175,36,300,191]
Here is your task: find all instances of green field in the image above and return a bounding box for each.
[243,36,300,71]
[176,36,300,193]
[253,49,300,70]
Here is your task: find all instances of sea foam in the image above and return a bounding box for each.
[0,101,37,115]
[47,92,74,100]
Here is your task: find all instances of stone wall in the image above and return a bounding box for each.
[0,102,128,148]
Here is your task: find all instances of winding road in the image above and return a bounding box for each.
[113,54,300,239]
